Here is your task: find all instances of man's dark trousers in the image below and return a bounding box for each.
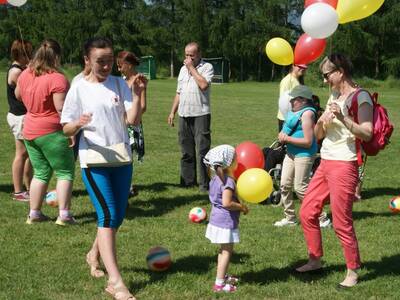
[178,114,211,191]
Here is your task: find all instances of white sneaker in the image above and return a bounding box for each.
[319,218,332,228]
[274,218,297,227]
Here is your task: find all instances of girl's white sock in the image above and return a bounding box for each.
[29,209,41,218]
[59,209,71,219]
[215,278,225,286]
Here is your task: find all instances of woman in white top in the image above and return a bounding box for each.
[61,37,143,300]
[295,53,373,289]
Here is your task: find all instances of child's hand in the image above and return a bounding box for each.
[241,204,249,215]
[78,113,92,127]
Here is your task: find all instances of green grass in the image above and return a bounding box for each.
[1,72,400,300]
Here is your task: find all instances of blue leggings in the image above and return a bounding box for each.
[81,165,133,228]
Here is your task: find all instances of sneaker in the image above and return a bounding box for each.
[319,218,332,228]
[129,185,138,198]
[225,274,239,285]
[274,218,297,227]
[55,216,78,226]
[13,191,30,202]
[213,283,237,293]
[26,213,50,224]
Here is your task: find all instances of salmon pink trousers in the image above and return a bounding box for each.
[299,159,361,269]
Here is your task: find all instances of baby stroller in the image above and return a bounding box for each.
[262,140,321,205]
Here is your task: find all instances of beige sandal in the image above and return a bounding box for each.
[86,252,105,278]
[105,281,136,300]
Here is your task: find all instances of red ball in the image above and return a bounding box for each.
[188,207,207,223]
[389,196,400,213]
[234,142,265,179]
[146,246,172,271]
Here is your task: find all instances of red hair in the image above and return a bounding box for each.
[117,50,140,67]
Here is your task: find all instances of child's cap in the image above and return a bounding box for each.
[289,85,313,101]
[203,145,235,171]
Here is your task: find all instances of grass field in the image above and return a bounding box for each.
[1,72,400,300]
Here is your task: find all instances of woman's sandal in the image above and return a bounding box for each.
[105,281,136,300]
[86,252,105,278]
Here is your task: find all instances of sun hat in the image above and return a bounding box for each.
[203,145,235,171]
[288,85,313,101]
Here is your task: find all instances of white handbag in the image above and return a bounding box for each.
[86,142,131,167]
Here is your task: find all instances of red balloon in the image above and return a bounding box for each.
[294,33,326,65]
[304,0,338,8]
[0,0,8,4]
[233,142,265,179]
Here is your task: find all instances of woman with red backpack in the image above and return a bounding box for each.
[295,53,373,289]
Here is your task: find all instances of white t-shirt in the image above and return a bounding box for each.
[321,90,373,161]
[61,75,133,168]
[70,72,84,86]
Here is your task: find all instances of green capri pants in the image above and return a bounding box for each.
[24,130,75,183]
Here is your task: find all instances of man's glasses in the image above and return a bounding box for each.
[323,69,336,80]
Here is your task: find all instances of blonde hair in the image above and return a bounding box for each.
[30,39,62,76]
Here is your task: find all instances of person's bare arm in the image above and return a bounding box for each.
[53,92,67,115]
[184,58,209,91]
[330,101,373,142]
[167,93,180,127]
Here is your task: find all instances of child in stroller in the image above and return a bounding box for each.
[264,92,325,206]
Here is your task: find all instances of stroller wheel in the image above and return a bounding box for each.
[269,190,281,206]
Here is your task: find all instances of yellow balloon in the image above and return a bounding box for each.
[337,0,385,24]
[237,168,273,204]
[265,37,294,66]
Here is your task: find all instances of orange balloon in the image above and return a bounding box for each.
[305,0,338,8]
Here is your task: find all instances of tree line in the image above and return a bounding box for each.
[1,0,399,81]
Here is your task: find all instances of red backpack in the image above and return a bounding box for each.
[348,89,394,164]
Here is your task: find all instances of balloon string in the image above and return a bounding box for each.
[328,36,333,95]
[15,8,29,61]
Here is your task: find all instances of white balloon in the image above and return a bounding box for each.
[278,91,292,119]
[301,3,338,39]
[7,0,27,7]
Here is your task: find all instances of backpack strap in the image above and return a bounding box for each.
[287,106,316,136]
[347,88,374,166]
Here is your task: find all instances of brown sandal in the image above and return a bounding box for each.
[105,281,136,300]
[86,252,105,278]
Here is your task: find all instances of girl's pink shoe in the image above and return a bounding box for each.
[213,283,237,293]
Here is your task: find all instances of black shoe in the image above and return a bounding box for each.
[129,185,138,198]
[199,186,208,193]
[180,183,197,189]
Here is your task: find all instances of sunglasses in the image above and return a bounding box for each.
[322,69,337,80]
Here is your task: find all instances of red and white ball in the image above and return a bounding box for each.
[389,196,400,213]
[188,207,207,223]
[146,246,172,272]
[45,190,58,207]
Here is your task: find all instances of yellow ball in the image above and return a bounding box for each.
[237,168,273,203]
